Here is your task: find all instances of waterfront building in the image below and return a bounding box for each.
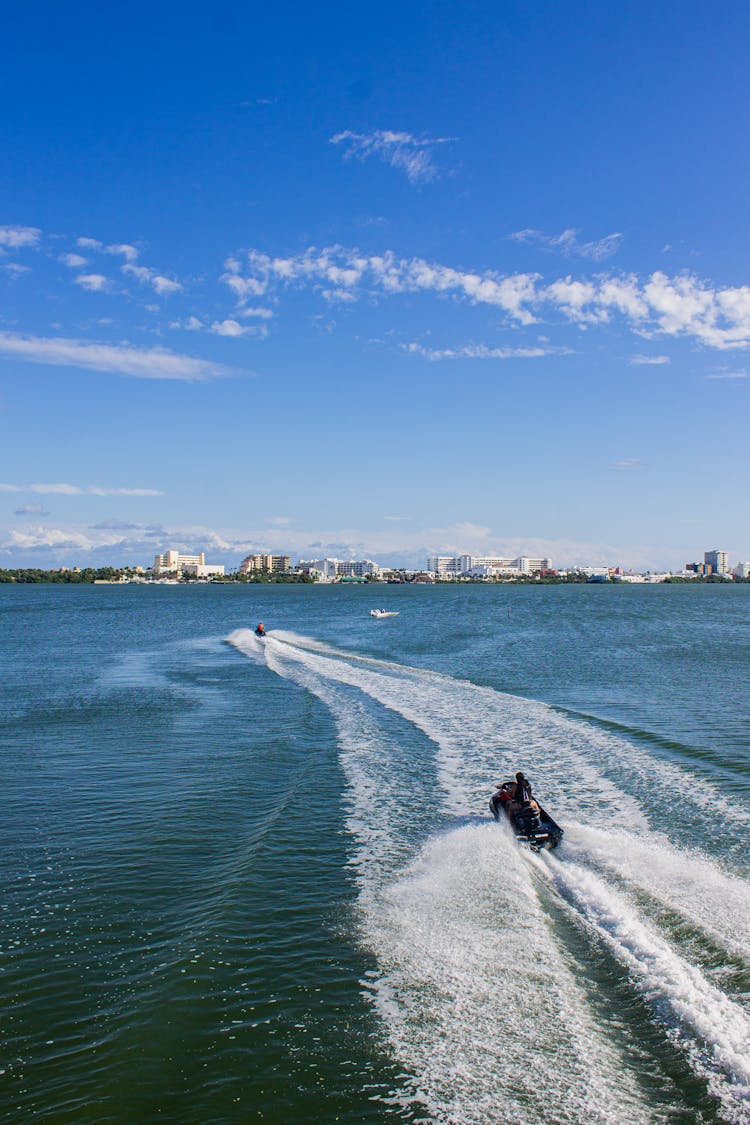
[733,562,750,579]
[704,549,729,575]
[298,557,380,581]
[239,554,292,574]
[426,556,470,578]
[153,550,225,578]
[427,554,551,578]
[337,559,380,578]
[298,558,340,582]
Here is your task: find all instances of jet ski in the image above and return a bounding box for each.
[489,781,563,851]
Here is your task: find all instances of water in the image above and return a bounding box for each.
[2,583,749,1123]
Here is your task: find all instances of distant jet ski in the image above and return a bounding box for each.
[370,609,399,618]
[490,780,563,851]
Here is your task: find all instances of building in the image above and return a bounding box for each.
[298,557,340,582]
[704,549,729,575]
[733,562,750,579]
[336,559,380,578]
[426,555,472,578]
[427,554,551,578]
[153,550,225,578]
[239,554,292,574]
[298,557,380,581]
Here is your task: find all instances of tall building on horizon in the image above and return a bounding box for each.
[704,549,729,575]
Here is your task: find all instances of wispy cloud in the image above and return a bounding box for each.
[630,354,671,365]
[77,237,103,250]
[0,332,233,382]
[705,369,748,380]
[238,306,274,319]
[60,252,87,268]
[3,263,31,278]
[209,318,266,338]
[106,243,139,262]
[0,225,41,249]
[613,459,645,470]
[403,342,554,360]
[122,263,182,295]
[510,228,622,261]
[330,129,456,183]
[0,482,163,496]
[223,246,750,349]
[75,273,110,292]
[14,504,50,516]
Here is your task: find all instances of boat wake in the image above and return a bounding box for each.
[227,627,750,1124]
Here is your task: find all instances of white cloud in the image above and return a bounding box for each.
[630,354,671,365]
[210,318,251,337]
[0,331,232,381]
[3,263,31,278]
[403,342,552,360]
[612,459,645,470]
[330,129,456,183]
[0,225,41,248]
[122,263,182,295]
[224,246,750,349]
[705,370,748,380]
[266,516,291,526]
[510,228,623,261]
[0,482,163,496]
[239,306,274,319]
[77,237,103,250]
[0,515,698,572]
[75,273,110,292]
[14,504,49,516]
[106,243,139,261]
[60,253,87,268]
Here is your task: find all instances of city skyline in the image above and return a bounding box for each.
[2,3,749,570]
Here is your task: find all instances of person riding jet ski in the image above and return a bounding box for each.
[254,622,266,637]
[490,772,563,850]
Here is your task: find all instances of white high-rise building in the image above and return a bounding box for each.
[704,549,729,575]
[239,554,292,574]
[426,555,472,578]
[427,554,551,577]
[336,559,380,578]
[153,550,224,578]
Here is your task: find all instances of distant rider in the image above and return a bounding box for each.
[255,623,266,637]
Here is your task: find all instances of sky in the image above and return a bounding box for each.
[1,0,749,571]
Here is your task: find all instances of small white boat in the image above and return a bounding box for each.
[370,609,399,618]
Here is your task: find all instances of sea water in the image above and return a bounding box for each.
[1,582,749,1123]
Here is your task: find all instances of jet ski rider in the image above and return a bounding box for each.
[513,771,532,806]
[255,623,266,636]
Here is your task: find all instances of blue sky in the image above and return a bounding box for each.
[1,0,749,570]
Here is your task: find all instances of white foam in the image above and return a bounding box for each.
[364,824,651,1123]
[227,627,750,1121]
[564,824,750,967]
[541,850,750,1121]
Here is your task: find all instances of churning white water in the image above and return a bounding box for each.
[228,627,750,1123]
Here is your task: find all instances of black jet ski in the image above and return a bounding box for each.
[490,781,563,851]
